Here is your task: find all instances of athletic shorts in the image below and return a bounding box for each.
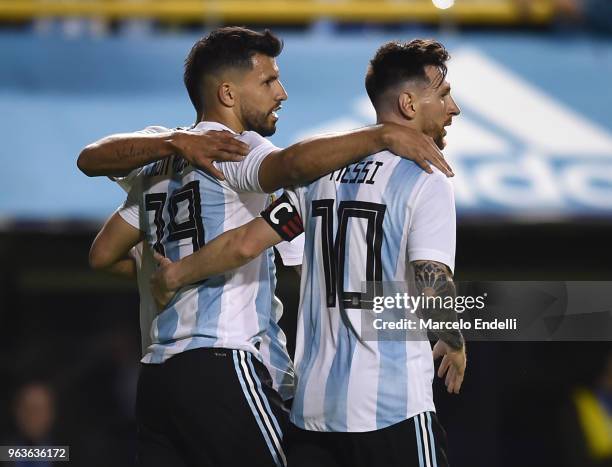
[287,411,449,467]
[136,347,289,467]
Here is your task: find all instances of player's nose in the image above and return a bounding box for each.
[449,96,461,116]
[276,80,288,102]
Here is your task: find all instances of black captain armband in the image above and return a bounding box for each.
[261,193,304,242]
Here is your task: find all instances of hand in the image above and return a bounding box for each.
[150,252,179,311]
[433,340,466,394]
[170,129,250,180]
[382,124,454,177]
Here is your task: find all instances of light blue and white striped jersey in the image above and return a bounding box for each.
[285,151,456,432]
[117,122,300,400]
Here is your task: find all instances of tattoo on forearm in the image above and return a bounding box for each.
[118,143,153,162]
[413,261,464,350]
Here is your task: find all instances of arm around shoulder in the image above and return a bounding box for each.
[77,128,175,177]
[89,212,143,272]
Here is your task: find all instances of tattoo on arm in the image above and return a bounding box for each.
[413,261,464,350]
[118,144,153,163]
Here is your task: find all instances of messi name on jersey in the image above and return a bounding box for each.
[329,161,384,185]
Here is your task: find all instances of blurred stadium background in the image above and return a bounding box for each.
[0,0,611,466]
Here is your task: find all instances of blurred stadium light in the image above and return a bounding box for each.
[0,0,555,25]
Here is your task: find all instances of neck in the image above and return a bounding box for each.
[375,110,419,133]
[199,107,245,133]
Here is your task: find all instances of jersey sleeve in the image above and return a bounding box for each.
[260,191,304,242]
[214,131,280,193]
[275,234,304,266]
[406,173,456,273]
[111,125,170,193]
[116,177,143,231]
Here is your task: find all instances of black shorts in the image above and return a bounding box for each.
[136,347,289,467]
[287,411,449,467]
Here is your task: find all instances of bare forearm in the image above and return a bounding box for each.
[166,230,254,289]
[164,218,281,289]
[261,125,388,192]
[413,261,464,350]
[289,125,387,181]
[77,132,176,177]
[106,257,137,278]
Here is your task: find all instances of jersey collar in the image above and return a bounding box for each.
[193,121,240,135]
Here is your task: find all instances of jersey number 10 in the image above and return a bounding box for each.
[312,199,386,310]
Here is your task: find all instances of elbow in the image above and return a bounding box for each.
[77,146,96,177]
[89,242,112,271]
[235,242,260,264]
[278,148,310,187]
[281,159,307,188]
[287,157,310,186]
[234,235,262,265]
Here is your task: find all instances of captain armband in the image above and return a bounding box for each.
[261,193,304,242]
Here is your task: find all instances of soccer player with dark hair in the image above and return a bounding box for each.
[83,28,455,467]
[150,38,466,467]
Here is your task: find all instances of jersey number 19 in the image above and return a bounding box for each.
[144,180,205,256]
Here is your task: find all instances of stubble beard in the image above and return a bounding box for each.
[241,103,276,137]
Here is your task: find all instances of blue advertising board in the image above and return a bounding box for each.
[0,31,610,222]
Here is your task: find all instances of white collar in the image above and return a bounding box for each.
[193,121,241,135]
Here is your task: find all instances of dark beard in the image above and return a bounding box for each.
[241,104,276,136]
[434,134,445,150]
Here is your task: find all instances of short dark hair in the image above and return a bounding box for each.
[365,39,450,107]
[184,26,283,116]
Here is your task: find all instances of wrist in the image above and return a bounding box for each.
[377,123,392,150]
[164,262,184,290]
[444,332,465,352]
[166,130,185,156]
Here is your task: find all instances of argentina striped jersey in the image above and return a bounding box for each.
[284,151,456,432]
[118,122,299,400]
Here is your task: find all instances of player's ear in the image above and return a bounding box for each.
[398,91,417,120]
[218,82,236,108]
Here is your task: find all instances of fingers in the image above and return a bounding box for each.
[448,367,464,394]
[154,292,174,312]
[206,131,250,157]
[154,299,164,312]
[225,140,250,157]
[440,156,454,176]
[445,366,455,390]
[150,278,172,312]
[438,355,451,379]
[434,341,466,394]
[434,154,454,177]
[203,161,226,181]
[432,341,445,360]
[214,138,249,159]
[447,353,465,394]
[427,152,454,177]
[414,156,434,174]
[431,156,453,177]
[153,252,165,265]
[420,136,454,177]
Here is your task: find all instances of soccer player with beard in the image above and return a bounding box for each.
[149,39,466,467]
[83,28,454,467]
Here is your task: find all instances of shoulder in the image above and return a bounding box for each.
[422,167,453,191]
[411,167,454,207]
[238,131,278,150]
[138,125,171,134]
